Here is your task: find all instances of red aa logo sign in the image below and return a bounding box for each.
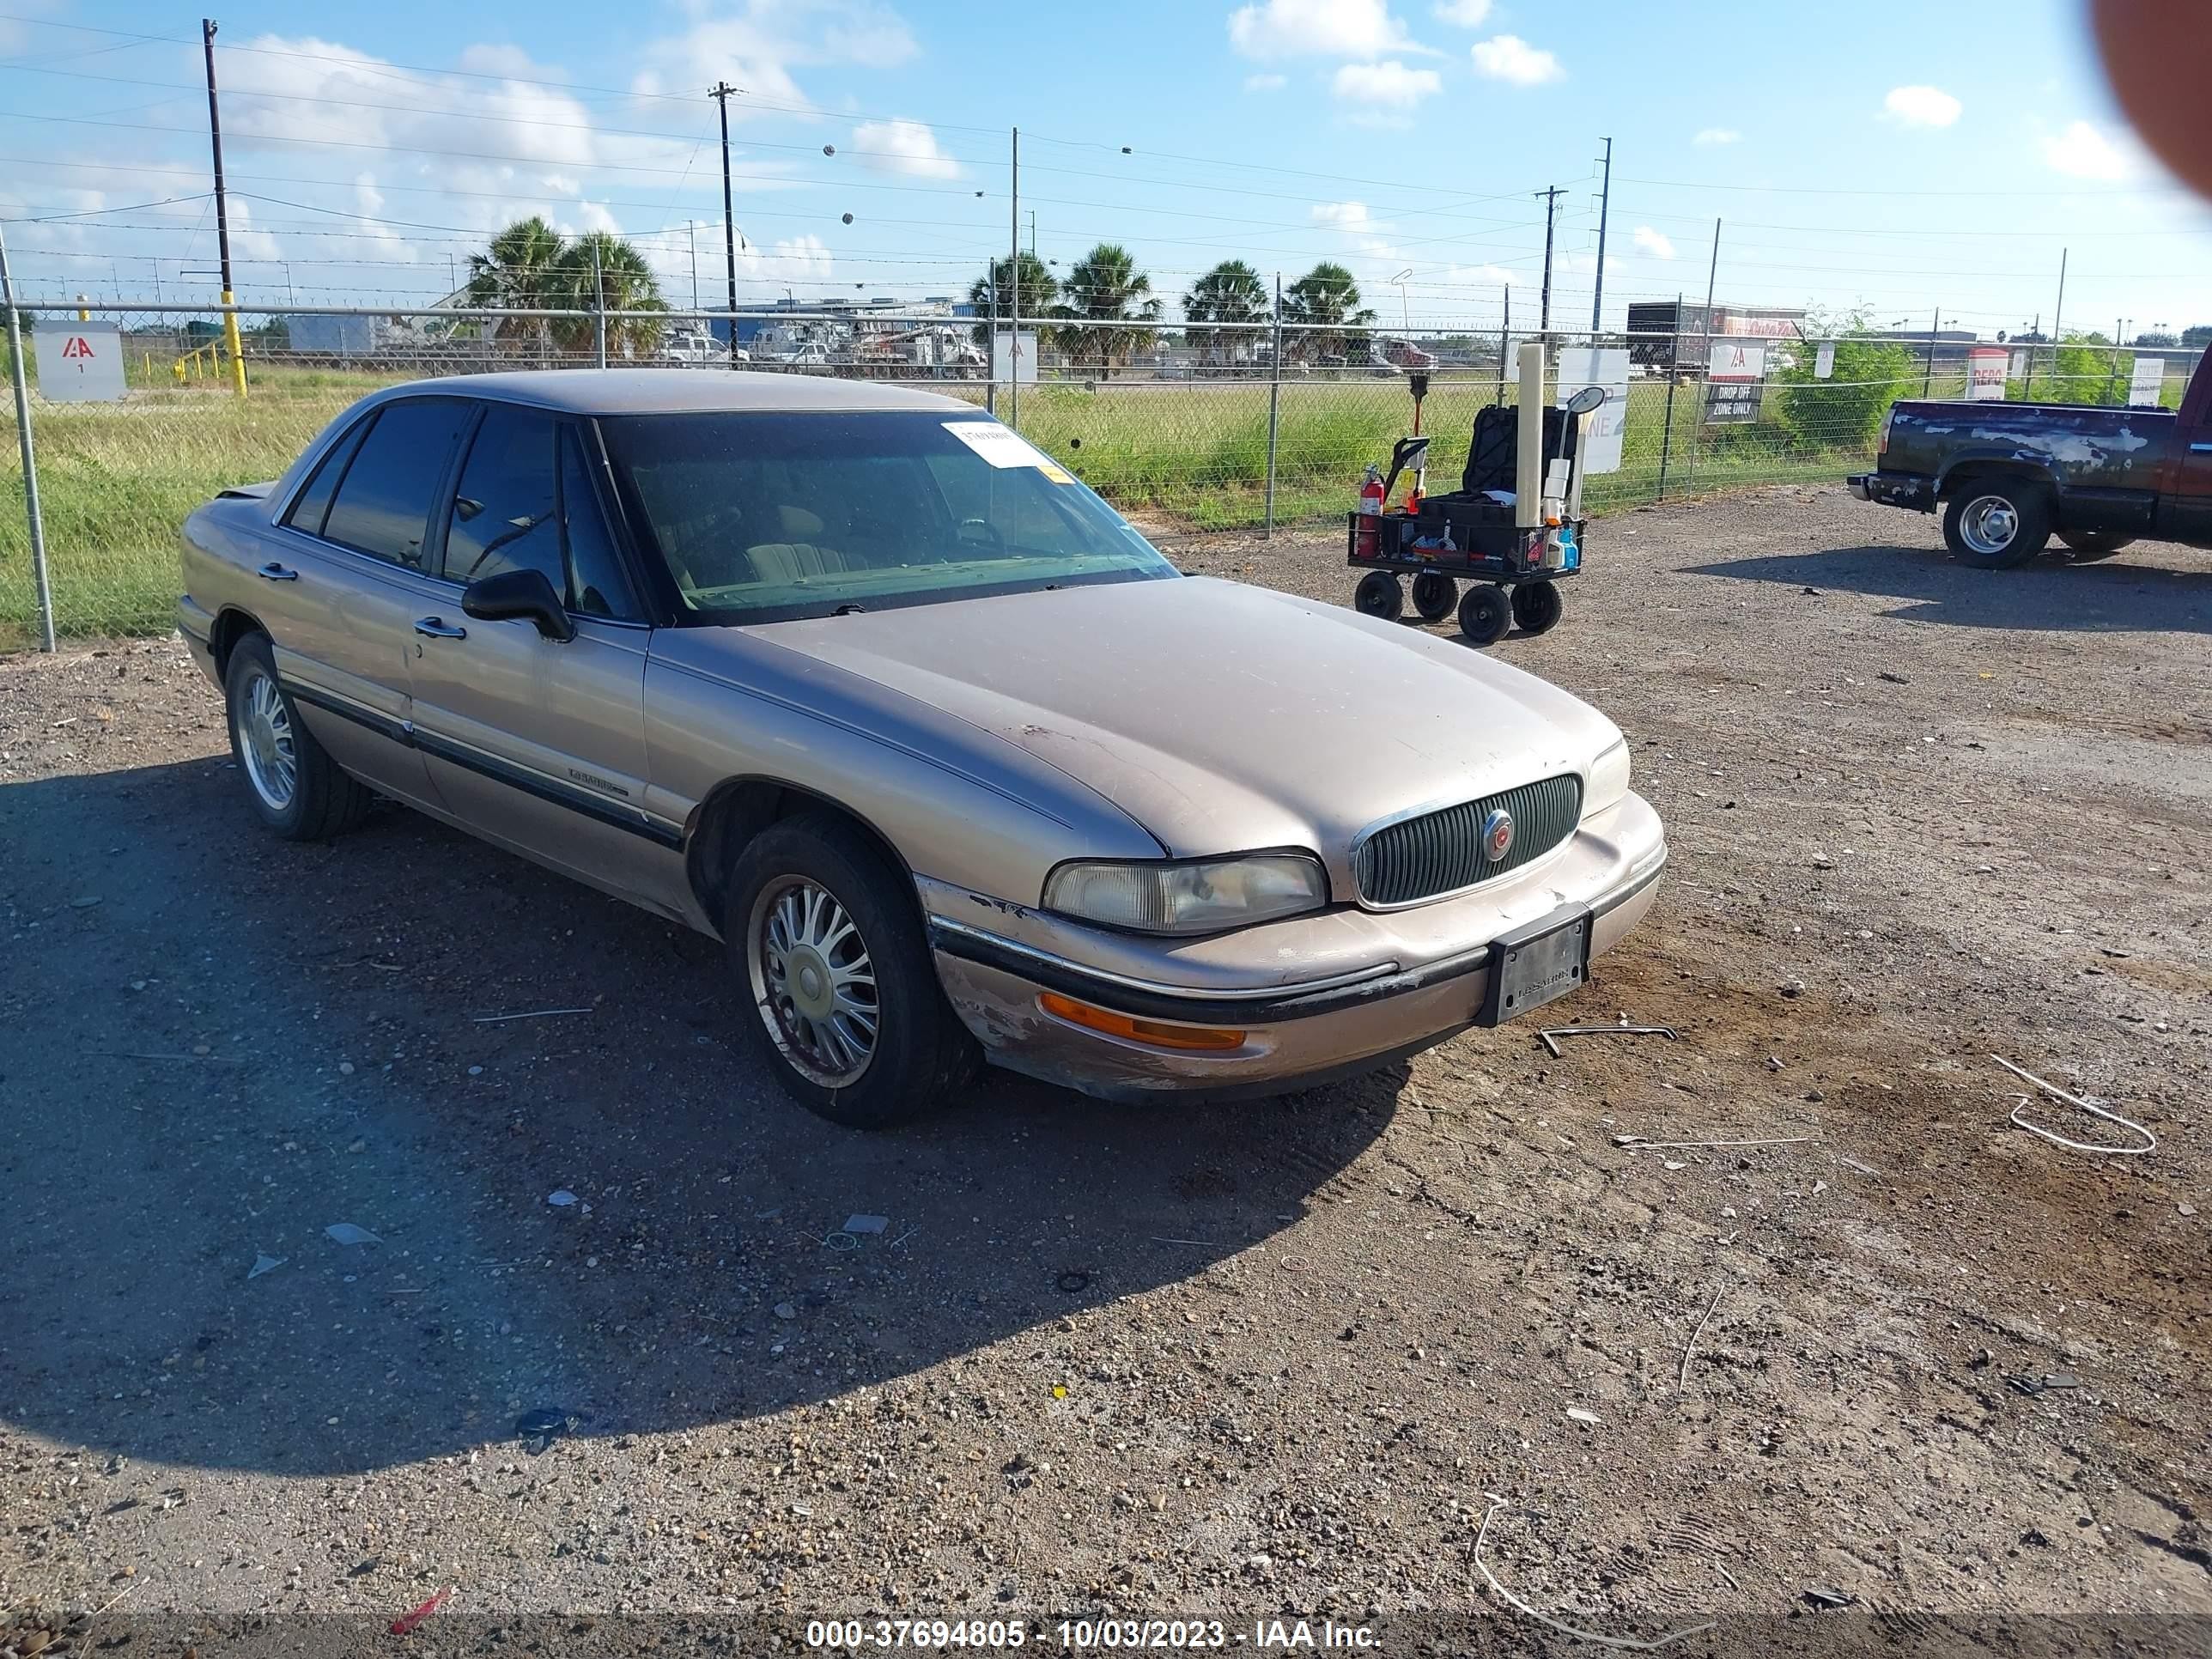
[60,335,96,359]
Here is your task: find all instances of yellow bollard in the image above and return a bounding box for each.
[221,289,246,397]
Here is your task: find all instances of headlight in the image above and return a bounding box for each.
[1583,738,1631,817]
[1043,854,1328,936]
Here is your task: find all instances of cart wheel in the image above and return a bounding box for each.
[1410,571,1457,622]
[1354,570,1404,621]
[1457,584,1511,646]
[1510,580,1563,635]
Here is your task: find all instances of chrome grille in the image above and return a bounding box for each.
[1353,775,1583,907]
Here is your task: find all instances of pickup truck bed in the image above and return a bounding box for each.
[1849,350,2212,567]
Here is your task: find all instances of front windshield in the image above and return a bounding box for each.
[598,410,1178,622]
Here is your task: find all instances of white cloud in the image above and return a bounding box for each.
[1243,72,1288,90]
[740,234,836,284]
[636,0,918,118]
[1469,34,1560,84]
[1330,59,1442,125]
[1882,84,1961,128]
[1228,0,1417,60]
[2040,118,2147,180]
[1311,200,1378,229]
[1632,225,1674,259]
[1431,0,1490,23]
[1692,126,1740,146]
[851,118,960,179]
[1440,260,1515,288]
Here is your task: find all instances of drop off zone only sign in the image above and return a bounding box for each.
[33,319,127,402]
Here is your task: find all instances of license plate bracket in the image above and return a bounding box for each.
[1478,905,1593,1025]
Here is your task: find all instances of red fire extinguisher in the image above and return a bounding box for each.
[1355,465,1385,558]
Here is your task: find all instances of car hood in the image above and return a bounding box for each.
[747,575,1620,886]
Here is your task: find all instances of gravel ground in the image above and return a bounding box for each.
[2,484,2209,1648]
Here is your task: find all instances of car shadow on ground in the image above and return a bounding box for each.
[1683,542,2212,634]
[0,759,1401,1478]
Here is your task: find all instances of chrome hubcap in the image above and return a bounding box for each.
[749,877,878,1086]
[1960,495,2018,556]
[239,672,297,811]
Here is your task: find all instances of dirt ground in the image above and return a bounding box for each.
[2,485,2209,1650]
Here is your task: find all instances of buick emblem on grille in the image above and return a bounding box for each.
[1482,807,1516,861]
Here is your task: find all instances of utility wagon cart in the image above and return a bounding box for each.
[1346,348,1607,647]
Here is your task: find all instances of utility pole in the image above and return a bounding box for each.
[711,82,741,368]
[1029,209,1037,258]
[1590,137,1613,334]
[688,222,699,313]
[201,19,246,397]
[1534,185,1562,334]
[1924,306,1939,397]
[1009,125,1021,430]
[0,216,56,652]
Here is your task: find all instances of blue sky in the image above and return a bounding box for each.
[2,0,2206,339]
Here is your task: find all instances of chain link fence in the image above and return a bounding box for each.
[3,301,2200,651]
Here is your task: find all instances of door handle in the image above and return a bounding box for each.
[413,617,467,640]
[256,562,299,581]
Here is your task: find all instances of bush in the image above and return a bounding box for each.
[1773,338,1917,453]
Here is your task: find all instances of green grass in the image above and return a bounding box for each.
[2,363,1885,651]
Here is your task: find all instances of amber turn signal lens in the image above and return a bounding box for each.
[1036,993,1246,1052]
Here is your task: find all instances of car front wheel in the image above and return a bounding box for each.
[726,811,976,1129]
[223,633,372,840]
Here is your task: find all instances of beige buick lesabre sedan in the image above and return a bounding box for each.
[179,371,1665,1127]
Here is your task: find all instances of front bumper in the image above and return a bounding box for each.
[925,792,1666,1101]
[1847,471,1936,512]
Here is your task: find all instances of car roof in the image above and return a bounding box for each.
[368,368,978,416]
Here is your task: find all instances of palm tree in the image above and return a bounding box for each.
[1279,261,1376,365]
[967,252,1058,347]
[550,230,667,358]
[1052,242,1162,376]
[1181,259,1269,371]
[465,216,566,355]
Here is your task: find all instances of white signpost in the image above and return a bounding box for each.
[33,318,127,402]
[2128,355,2166,407]
[1555,345,1629,475]
[1703,338,1765,424]
[1967,345,2008,401]
[1814,340,1836,380]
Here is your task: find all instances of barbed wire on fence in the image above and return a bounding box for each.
[2,299,2200,651]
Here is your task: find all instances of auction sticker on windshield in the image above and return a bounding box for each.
[945,421,1074,483]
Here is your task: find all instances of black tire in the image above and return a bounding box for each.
[1510,580,1564,635]
[2057,529,2136,560]
[1457,583,1511,646]
[1942,482,2051,568]
[222,633,372,841]
[1354,570,1403,621]
[726,811,977,1130]
[1409,570,1456,622]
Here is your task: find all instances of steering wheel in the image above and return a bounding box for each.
[955,516,1007,558]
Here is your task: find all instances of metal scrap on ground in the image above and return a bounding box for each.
[1538,1023,1679,1060]
[1993,1054,2156,1156]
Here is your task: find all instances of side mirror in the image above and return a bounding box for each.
[1564,385,1607,416]
[462,567,575,642]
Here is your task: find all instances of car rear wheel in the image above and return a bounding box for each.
[2057,528,2135,560]
[727,811,976,1129]
[223,633,372,840]
[1457,583,1512,646]
[1942,483,2050,568]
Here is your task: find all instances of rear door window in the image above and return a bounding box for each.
[319,398,472,568]
[283,416,369,537]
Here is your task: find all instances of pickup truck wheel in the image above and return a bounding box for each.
[2057,529,2136,560]
[222,634,373,840]
[727,812,976,1130]
[1943,485,2050,568]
